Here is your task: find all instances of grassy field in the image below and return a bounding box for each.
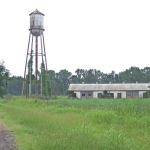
[0,97,150,150]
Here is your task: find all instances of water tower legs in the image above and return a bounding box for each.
[22,33,31,96]
[22,33,47,96]
[35,36,38,95]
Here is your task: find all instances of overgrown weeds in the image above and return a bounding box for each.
[0,98,150,150]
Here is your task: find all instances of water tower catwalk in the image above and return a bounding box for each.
[22,9,48,96]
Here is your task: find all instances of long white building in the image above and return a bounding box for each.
[68,83,150,99]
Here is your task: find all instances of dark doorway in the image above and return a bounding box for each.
[72,93,76,98]
[107,93,114,99]
[98,93,103,98]
[117,93,121,98]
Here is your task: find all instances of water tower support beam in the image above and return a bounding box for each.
[42,33,48,70]
[35,36,38,94]
[22,33,31,95]
[40,35,44,63]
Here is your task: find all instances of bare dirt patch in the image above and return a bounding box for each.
[0,123,18,150]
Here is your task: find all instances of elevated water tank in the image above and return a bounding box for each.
[29,9,44,36]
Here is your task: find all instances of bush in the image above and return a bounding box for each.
[143,91,150,98]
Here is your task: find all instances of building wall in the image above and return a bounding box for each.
[121,92,126,98]
[111,91,126,98]
[108,91,119,99]
[74,90,146,99]
[139,91,146,98]
[93,91,126,99]
[93,91,103,98]
[80,91,93,99]
[111,91,145,99]
[126,91,139,98]
[106,91,126,99]
[74,92,80,99]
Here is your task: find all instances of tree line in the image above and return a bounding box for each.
[6,66,150,96]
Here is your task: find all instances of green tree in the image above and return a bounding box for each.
[48,69,72,95]
[41,62,52,96]
[141,67,150,83]
[119,67,143,83]
[24,50,34,96]
[7,76,23,95]
[75,69,84,83]
[0,60,10,98]
[57,69,72,95]
[48,70,59,95]
[84,69,100,83]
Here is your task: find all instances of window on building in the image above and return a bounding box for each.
[88,93,92,96]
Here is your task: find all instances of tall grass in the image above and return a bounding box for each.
[0,98,150,149]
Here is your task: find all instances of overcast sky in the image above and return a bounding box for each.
[1,0,150,76]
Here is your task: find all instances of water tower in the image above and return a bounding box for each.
[22,9,48,95]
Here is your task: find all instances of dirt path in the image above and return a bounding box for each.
[0,123,18,150]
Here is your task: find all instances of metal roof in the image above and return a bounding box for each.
[29,9,44,16]
[68,83,150,91]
